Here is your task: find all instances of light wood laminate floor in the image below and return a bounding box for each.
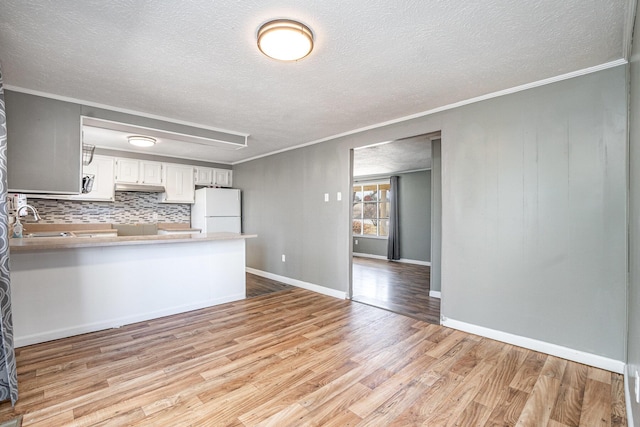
[352,256,441,324]
[0,288,626,426]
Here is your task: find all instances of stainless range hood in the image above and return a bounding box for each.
[114,183,166,193]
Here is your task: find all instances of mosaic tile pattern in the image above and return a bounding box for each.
[29,192,191,224]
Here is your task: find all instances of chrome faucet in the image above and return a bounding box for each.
[16,204,41,222]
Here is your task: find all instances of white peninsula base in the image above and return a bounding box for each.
[10,237,247,347]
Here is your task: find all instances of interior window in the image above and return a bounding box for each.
[352,181,390,237]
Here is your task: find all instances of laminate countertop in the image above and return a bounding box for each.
[9,232,257,252]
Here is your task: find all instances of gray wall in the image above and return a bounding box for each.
[352,236,386,257]
[431,139,442,293]
[234,65,628,362]
[627,3,640,422]
[6,90,82,194]
[353,170,431,262]
[440,68,627,362]
[398,170,431,261]
[236,144,349,288]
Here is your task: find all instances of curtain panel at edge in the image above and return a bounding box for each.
[0,63,18,405]
[387,176,400,260]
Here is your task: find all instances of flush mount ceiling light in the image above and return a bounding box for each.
[257,19,314,61]
[128,136,156,147]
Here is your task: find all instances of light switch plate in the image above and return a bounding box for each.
[324,193,329,202]
[337,192,342,201]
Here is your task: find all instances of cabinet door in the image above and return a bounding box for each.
[140,161,163,185]
[6,91,82,194]
[162,164,194,203]
[194,167,213,185]
[75,156,115,201]
[115,158,139,183]
[213,169,232,187]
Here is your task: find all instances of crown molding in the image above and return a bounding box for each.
[233,59,627,165]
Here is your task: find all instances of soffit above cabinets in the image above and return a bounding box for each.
[82,117,247,164]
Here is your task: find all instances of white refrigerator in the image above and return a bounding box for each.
[191,188,241,233]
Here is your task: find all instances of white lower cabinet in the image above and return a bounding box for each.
[162,164,195,203]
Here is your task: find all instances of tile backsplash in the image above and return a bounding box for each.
[29,192,191,224]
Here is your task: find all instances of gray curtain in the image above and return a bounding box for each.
[0,64,18,405]
[387,175,400,260]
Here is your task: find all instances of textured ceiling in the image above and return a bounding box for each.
[0,0,630,164]
[354,135,433,177]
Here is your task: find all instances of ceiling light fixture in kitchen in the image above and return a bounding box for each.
[128,136,156,148]
[257,19,314,61]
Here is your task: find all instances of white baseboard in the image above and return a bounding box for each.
[429,290,441,299]
[353,253,386,260]
[442,318,625,374]
[398,258,431,266]
[625,366,635,427]
[246,268,347,300]
[14,294,245,348]
[353,253,431,266]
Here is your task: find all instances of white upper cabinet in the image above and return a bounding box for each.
[214,169,232,187]
[194,167,214,185]
[115,159,163,185]
[114,158,139,184]
[161,164,194,203]
[195,167,232,187]
[140,161,163,185]
[73,155,115,201]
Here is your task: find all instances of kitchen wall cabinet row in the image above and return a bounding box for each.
[31,155,232,204]
[115,158,163,185]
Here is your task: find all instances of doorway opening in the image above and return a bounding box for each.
[349,133,441,324]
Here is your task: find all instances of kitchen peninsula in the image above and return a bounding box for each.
[10,232,255,347]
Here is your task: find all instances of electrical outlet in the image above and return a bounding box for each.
[635,371,639,403]
[324,193,329,202]
[282,254,286,262]
[355,239,358,245]
[152,212,158,221]
[337,192,342,201]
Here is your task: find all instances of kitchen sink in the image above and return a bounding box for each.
[24,232,73,238]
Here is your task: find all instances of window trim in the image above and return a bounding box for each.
[352,180,390,238]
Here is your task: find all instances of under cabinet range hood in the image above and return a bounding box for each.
[114,183,166,193]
